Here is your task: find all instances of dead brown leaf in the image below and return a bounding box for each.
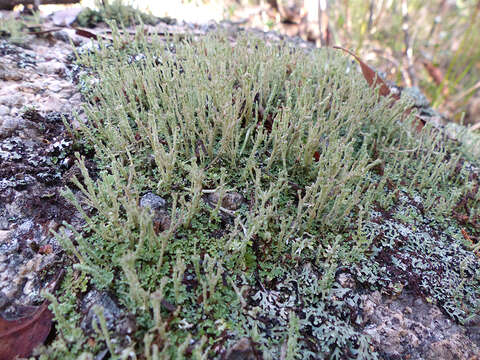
[0,302,53,360]
[0,270,64,360]
[74,28,111,41]
[422,60,444,86]
[334,46,427,132]
[333,46,399,100]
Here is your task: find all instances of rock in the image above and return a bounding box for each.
[37,61,67,75]
[52,7,84,26]
[207,191,245,211]
[402,86,430,108]
[80,290,122,334]
[139,192,170,232]
[48,82,63,93]
[140,192,166,211]
[17,83,41,94]
[115,314,137,336]
[0,117,19,138]
[0,292,9,309]
[0,105,8,116]
[0,230,10,243]
[23,277,36,296]
[445,122,480,159]
[0,13,478,360]
[224,338,256,360]
[426,333,479,360]
[222,192,245,210]
[70,92,83,103]
[362,290,480,359]
[0,216,8,230]
[464,315,480,344]
[37,95,66,113]
[0,94,24,107]
[0,69,22,81]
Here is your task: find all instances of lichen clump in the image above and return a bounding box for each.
[47,29,479,359]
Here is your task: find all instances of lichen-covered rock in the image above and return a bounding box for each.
[224,338,257,360]
[362,291,480,359]
[0,34,87,325]
[1,12,479,360]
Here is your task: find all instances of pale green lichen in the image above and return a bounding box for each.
[44,27,480,359]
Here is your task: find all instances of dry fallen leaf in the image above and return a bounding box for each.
[422,60,449,98]
[0,302,53,360]
[422,60,444,86]
[74,28,111,41]
[334,46,426,132]
[334,46,399,100]
[0,271,64,360]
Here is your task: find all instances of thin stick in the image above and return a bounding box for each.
[470,122,480,132]
[402,0,417,87]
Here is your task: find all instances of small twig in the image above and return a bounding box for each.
[367,0,375,31]
[27,27,63,35]
[470,122,480,132]
[450,80,480,106]
[401,0,417,87]
[318,0,330,47]
[201,189,218,194]
[219,206,236,216]
[343,0,351,34]
[237,217,248,238]
[373,0,387,29]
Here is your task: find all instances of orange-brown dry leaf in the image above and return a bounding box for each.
[422,61,449,97]
[334,46,400,100]
[413,115,426,132]
[74,28,111,42]
[0,271,63,360]
[334,46,427,133]
[422,61,444,85]
[0,302,54,360]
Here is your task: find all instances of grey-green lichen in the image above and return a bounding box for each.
[43,27,480,359]
[354,190,480,322]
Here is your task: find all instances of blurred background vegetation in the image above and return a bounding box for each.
[2,0,480,128]
[171,0,480,127]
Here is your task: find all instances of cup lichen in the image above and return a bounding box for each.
[46,28,480,359]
